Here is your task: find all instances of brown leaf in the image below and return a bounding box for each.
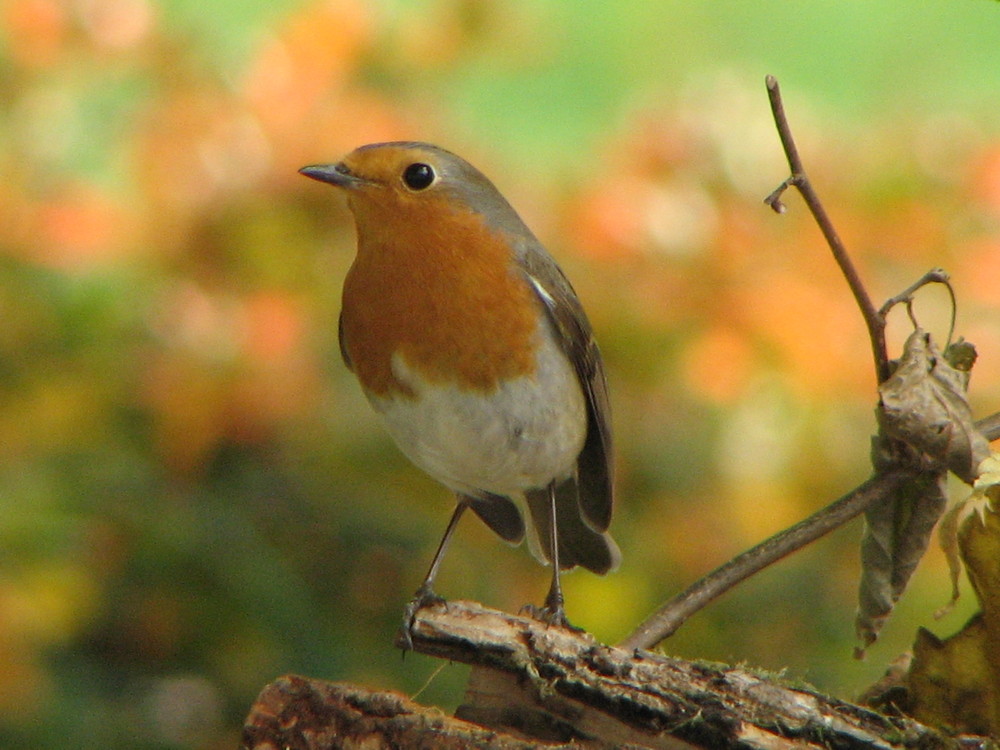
[959,496,1000,627]
[855,469,947,653]
[856,329,988,653]
[904,501,1000,735]
[906,616,995,736]
[935,452,1000,618]
[935,501,964,619]
[943,337,977,373]
[877,329,988,484]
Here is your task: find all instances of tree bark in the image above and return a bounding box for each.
[241,600,973,749]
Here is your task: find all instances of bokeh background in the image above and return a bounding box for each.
[4,0,1000,747]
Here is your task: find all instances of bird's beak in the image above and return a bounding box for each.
[299,163,367,189]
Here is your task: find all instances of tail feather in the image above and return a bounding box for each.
[524,480,620,575]
[465,492,525,544]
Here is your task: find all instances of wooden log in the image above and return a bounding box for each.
[241,600,967,749]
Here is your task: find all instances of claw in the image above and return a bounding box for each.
[397,583,446,650]
[520,602,583,633]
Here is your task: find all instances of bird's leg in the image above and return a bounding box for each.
[399,499,468,650]
[537,481,570,628]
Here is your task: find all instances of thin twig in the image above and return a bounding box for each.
[619,471,909,652]
[879,267,956,346]
[621,77,909,653]
[763,75,891,385]
[618,77,1000,654]
[619,404,1000,652]
[878,268,951,318]
[976,412,1000,443]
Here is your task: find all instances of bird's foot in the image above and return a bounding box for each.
[520,602,583,633]
[397,583,447,651]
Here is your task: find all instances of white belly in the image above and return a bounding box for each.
[367,331,586,499]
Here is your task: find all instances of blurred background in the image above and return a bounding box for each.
[3,0,1000,747]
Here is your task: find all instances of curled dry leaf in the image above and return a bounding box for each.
[877,330,988,484]
[937,452,1000,618]
[855,468,947,654]
[904,499,1000,736]
[855,329,989,653]
[959,492,1000,624]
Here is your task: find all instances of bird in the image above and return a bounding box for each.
[300,142,619,645]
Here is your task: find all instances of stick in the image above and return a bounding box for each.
[620,76,942,651]
[619,471,908,651]
[763,75,891,385]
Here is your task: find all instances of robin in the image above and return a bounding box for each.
[300,142,618,644]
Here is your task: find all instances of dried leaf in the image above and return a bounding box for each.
[856,329,989,654]
[944,337,978,373]
[973,452,1000,506]
[906,615,995,736]
[936,452,1000,617]
[877,329,988,484]
[935,501,964,619]
[905,501,1000,735]
[959,492,1000,624]
[855,469,947,653]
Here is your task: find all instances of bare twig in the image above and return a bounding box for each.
[622,367,998,654]
[977,412,1000,443]
[619,77,989,653]
[764,75,891,385]
[879,267,956,346]
[619,471,910,651]
[878,268,951,319]
[877,268,1000,443]
[618,76,897,652]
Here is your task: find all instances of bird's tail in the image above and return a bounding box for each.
[524,480,621,575]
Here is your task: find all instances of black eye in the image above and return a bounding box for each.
[402,162,435,190]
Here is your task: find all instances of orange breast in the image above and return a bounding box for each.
[341,198,541,397]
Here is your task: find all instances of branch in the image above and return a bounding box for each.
[242,601,964,750]
[619,470,910,652]
[617,77,921,653]
[977,411,1000,443]
[619,391,1000,654]
[243,675,558,750]
[763,75,891,386]
[878,268,953,321]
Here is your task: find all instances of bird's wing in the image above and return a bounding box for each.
[519,244,614,532]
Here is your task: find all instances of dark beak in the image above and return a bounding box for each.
[298,163,366,188]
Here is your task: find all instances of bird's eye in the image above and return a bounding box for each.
[402,162,436,190]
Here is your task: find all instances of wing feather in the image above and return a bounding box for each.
[521,249,614,532]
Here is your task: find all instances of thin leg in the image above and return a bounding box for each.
[399,499,468,650]
[540,481,569,625]
[522,482,573,628]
